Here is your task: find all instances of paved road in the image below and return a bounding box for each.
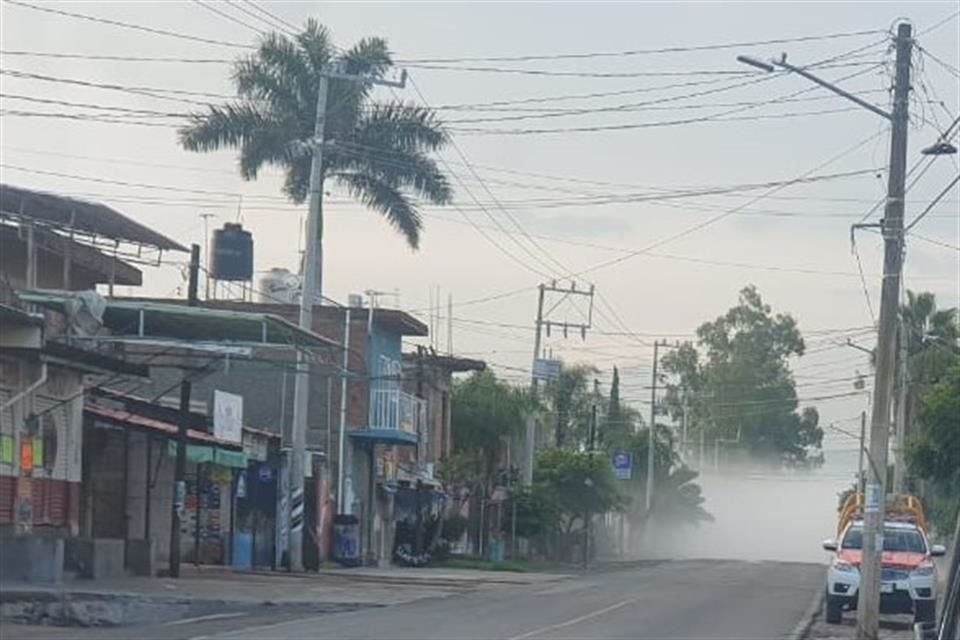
[5,560,826,640]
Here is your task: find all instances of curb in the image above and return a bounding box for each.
[788,591,825,640]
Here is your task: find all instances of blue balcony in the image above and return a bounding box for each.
[349,388,425,446]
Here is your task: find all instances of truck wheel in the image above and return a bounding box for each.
[825,594,843,624]
[914,600,936,624]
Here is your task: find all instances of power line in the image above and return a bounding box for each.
[905,174,960,231]
[3,0,255,49]
[0,110,177,128]
[0,93,189,117]
[191,0,267,36]
[404,63,754,79]
[909,232,960,252]
[396,29,886,63]
[0,68,232,105]
[450,105,861,135]
[235,0,299,34]
[0,50,233,64]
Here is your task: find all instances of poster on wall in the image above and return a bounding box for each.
[213,391,243,444]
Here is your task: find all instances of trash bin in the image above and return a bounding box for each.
[232,531,253,569]
[333,514,360,566]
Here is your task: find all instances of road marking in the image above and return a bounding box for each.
[505,596,641,640]
[164,612,248,626]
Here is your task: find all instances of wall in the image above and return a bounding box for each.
[0,358,83,534]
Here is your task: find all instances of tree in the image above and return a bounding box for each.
[543,362,597,449]
[179,20,452,290]
[533,448,623,559]
[661,285,824,467]
[442,370,526,491]
[614,426,712,529]
[905,361,960,533]
[604,366,641,444]
[902,290,959,357]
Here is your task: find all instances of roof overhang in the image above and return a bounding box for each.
[18,290,340,352]
[1,183,187,252]
[402,351,486,373]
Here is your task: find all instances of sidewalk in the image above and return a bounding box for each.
[0,564,570,627]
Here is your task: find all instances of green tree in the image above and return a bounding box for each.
[179,20,452,277]
[544,363,597,448]
[661,285,824,467]
[441,370,526,493]
[604,366,642,444]
[534,448,623,536]
[615,427,712,528]
[906,361,960,533]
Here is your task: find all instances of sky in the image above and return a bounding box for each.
[1,1,958,473]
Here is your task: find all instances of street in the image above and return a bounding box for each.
[5,560,826,640]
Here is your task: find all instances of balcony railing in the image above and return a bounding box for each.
[369,387,425,438]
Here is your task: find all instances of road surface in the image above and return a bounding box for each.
[6,560,826,640]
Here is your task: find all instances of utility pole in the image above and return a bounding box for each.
[859,411,867,494]
[738,26,912,638]
[523,283,545,487]
[857,25,911,639]
[892,311,908,495]
[169,243,200,578]
[524,281,595,482]
[289,67,406,572]
[199,213,215,300]
[646,340,661,514]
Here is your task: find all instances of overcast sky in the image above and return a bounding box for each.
[1,1,957,456]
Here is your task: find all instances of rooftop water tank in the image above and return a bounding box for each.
[259,267,301,304]
[211,223,253,281]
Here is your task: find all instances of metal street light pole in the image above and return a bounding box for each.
[739,24,913,639]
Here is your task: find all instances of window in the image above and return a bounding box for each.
[841,526,927,553]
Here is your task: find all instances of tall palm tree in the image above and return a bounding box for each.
[179,20,452,294]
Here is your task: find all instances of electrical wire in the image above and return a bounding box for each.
[191,0,267,36]
[235,0,300,34]
[905,174,960,231]
[0,93,189,117]
[0,68,233,105]
[396,29,887,63]
[0,50,233,64]
[3,0,255,49]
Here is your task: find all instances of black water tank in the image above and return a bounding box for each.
[211,223,253,281]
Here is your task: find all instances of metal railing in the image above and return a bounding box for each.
[369,387,425,437]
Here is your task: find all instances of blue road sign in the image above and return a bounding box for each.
[612,451,633,480]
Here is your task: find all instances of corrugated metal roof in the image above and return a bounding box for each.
[18,290,339,350]
[1,184,187,252]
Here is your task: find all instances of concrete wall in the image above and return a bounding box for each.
[0,535,64,583]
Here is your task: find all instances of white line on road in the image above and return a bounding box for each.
[163,612,248,626]
[505,596,642,640]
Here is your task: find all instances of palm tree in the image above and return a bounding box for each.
[901,290,959,356]
[179,20,452,295]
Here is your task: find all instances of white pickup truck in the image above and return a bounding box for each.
[822,494,946,625]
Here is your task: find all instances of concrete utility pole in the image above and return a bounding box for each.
[523,281,595,484]
[646,340,662,514]
[857,25,912,639]
[739,26,912,637]
[169,244,200,578]
[892,312,908,495]
[523,283,545,487]
[289,67,406,572]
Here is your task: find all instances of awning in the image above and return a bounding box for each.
[165,441,248,468]
[348,429,418,446]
